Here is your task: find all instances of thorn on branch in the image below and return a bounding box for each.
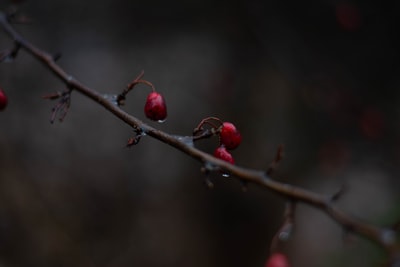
[53,52,62,62]
[267,144,285,176]
[126,129,145,147]
[331,184,347,202]
[42,89,72,123]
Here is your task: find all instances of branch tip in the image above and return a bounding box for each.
[204,177,214,189]
[53,52,62,61]
[267,144,285,175]
[331,184,347,202]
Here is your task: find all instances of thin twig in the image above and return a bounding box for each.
[0,11,399,264]
[267,144,284,176]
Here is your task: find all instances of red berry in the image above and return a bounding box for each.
[144,92,167,121]
[220,122,242,150]
[214,146,235,164]
[0,89,8,111]
[265,253,290,267]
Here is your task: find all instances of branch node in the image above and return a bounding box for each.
[117,70,146,106]
[126,129,145,147]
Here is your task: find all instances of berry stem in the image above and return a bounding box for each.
[128,79,156,92]
[117,70,157,105]
[193,116,223,135]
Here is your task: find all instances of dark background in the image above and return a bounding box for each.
[1,1,400,266]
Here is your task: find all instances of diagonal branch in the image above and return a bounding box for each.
[1,11,399,264]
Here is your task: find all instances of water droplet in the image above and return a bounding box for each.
[157,119,166,123]
[102,94,119,106]
[279,231,290,241]
[222,172,230,178]
[174,135,194,147]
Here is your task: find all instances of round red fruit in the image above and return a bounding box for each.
[220,122,242,150]
[265,253,290,267]
[214,146,235,164]
[144,92,167,121]
[0,89,8,111]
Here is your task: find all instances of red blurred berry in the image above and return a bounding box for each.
[214,146,235,164]
[0,89,8,111]
[220,122,242,150]
[144,91,167,121]
[265,253,290,267]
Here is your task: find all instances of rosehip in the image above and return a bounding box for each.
[265,253,290,267]
[0,89,8,111]
[220,122,242,150]
[214,146,235,164]
[144,91,167,122]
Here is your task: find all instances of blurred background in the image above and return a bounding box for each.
[1,0,400,266]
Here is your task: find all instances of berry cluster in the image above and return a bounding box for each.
[0,88,7,111]
[194,117,242,164]
[126,77,241,166]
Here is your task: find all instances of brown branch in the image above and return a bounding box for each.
[1,11,399,264]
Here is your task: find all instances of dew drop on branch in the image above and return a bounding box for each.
[279,231,290,241]
[174,135,194,147]
[102,94,119,106]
